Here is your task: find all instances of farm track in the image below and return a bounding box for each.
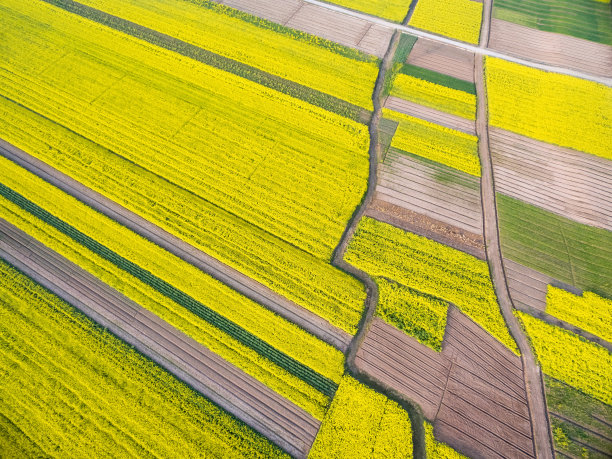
[216,0,394,57]
[355,311,536,458]
[504,258,612,352]
[407,38,476,83]
[475,50,555,459]
[489,19,612,78]
[385,97,476,135]
[0,140,352,352]
[490,128,612,231]
[295,0,612,85]
[376,149,483,235]
[0,219,320,459]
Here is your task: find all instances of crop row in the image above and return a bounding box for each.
[517,312,612,405]
[546,287,612,343]
[486,57,612,160]
[376,278,448,351]
[0,161,338,418]
[390,67,476,119]
[309,376,413,457]
[383,109,481,176]
[497,194,612,298]
[0,0,367,334]
[43,0,377,116]
[0,260,286,457]
[409,0,482,44]
[345,217,518,352]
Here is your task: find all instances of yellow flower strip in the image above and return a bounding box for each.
[409,0,482,44]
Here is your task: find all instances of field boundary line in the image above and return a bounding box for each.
[302,0,612,85]
[0,219,319,458]
[0,139,352,352]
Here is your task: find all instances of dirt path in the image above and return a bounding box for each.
[298,0,611,85]
[479,0,492,48]
[0,140,352,352]
[0,219,319,458]
[474,56,555,459]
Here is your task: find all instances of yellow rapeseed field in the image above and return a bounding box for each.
[518,312,612,405]
[0,261,286,458]
[384,109,481,176]
[326,0,410,21]
[486,57,612,159]
[546,287,612,343]
[391,73,476,119]
[409,0,482,44]
[309,376,413,457]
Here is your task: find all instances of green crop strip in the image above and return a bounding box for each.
[39,0,369,122]
[0,183,338,397]
[399,64,476,94]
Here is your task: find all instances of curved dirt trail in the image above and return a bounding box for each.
[475,55,555,459]
[0,140,351,352]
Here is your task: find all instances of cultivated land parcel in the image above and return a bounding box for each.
[1,0,611,458]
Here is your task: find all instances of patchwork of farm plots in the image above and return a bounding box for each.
[2,0,612,457]
[0,0,371,334]
[0,260,284,458]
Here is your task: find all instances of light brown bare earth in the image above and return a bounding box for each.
[475,55,555,458]
[366,200,486,259]
[0,140,352,352]
[490,128,612,231]
[377,148,484,235]
[216,0,393,57]
[407,38,476,82]
[355,311,536,458]
[0,219,319,459]
[385,96,476,135]
[489,19,612,77]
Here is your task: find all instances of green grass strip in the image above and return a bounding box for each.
[0,182,338,397]
[40,0,369,122]
[394,33,418,64]
[399,63,476,94]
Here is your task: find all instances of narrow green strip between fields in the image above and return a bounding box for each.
[399,64,476,94]
[39,0,370,123]
[0,182,338,397]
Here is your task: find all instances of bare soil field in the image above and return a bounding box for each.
[366,199,486,259]
[385,96,476,134]
[407,38,476,82]
[0,219,320,459]
[490,128,612,231]
[356,309,535,458]
[217,0,393,57]
[489,19,612,78]
[377,149,484,235]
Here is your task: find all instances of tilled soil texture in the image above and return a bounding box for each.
[366,200,485,259]
[217,0,394,57]
[0,139,352,352]
[356,310,535,459]
[376,148,484,235]
[489,19,612,78]
[407,38,476,83]
[0,220,320,459]
[385,96,476,135]
[490,128,612,231]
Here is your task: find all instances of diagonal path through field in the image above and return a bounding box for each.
[0,139,352,352]
[0,219,320,458]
